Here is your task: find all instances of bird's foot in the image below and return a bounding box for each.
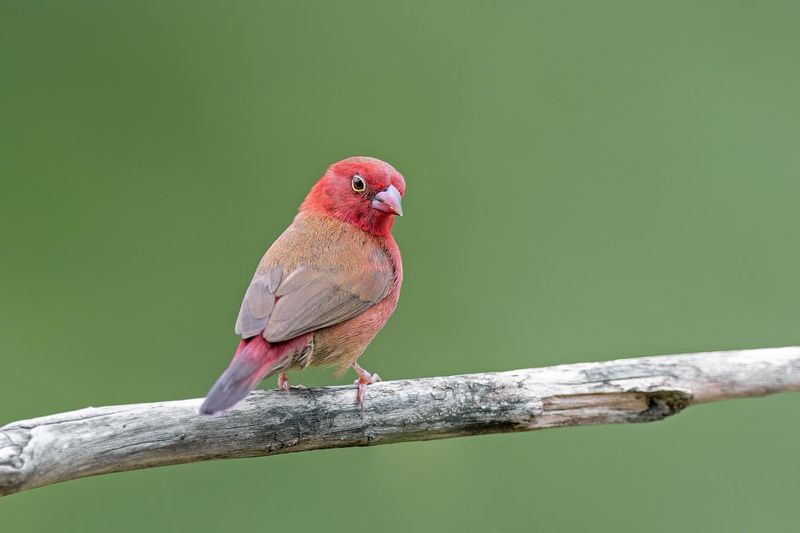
[352,363,381,410]
[278,372,291,394]
[277,372,303,395]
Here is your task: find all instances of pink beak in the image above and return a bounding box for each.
[371,184,403,216]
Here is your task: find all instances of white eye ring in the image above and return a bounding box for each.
[351,174,366,192]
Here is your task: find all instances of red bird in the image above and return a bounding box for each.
[199,157,405,415]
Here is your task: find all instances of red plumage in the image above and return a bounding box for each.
[200,157,405,415]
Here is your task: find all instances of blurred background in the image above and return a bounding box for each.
[2,1,799,531]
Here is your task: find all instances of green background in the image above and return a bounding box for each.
[2,1,799,531]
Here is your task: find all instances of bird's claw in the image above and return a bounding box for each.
[352,364,381,410]
[277,372,304,396]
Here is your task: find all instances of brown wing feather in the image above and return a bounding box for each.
[264,267,390,342]
[234,266,281,338]
[234,215,393,342]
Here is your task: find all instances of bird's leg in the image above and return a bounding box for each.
[277,372,291,395]
[352,362,381,410]
[277,372,305,395]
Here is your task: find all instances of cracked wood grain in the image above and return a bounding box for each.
[1,346,799,497]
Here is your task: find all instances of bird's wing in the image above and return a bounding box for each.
[234,253,392,342]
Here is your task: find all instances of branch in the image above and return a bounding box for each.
[2,346,799,497]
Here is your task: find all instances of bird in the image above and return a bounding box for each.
[199,156,405,415]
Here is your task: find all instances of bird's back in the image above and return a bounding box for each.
[247,211,402,372]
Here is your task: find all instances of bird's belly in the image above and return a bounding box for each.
[307,298,395,373]
[309,321,380,371]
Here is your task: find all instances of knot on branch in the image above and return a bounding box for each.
[0,428,31,493]
[0,429,29,470]
[641,390,693,421]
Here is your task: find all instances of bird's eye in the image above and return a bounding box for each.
[351,174,366,192]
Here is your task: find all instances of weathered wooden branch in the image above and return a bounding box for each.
[1,346,799,497]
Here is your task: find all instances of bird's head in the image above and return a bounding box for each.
[301,156,406,236]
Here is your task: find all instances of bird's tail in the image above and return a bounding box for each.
[199,336,281,415]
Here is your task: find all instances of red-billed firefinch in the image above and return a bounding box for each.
[200,157,405,415]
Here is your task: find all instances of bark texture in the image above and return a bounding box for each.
[1,346,798,497]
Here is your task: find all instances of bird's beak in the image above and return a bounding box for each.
[371,184,403,216]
